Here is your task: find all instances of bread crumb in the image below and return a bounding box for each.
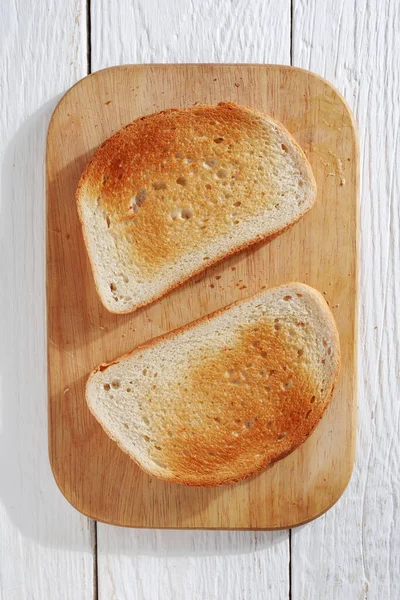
[63,387,70,394]
[105,101,112,105]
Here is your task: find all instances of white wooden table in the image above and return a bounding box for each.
[1,1,398,598]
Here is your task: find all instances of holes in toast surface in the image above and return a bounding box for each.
[181,207,193,220]
[130,187,147,212]
[136,188,147,206]
[277,432,287,441]
[105,215,111,228]
[170,207,193,220]
[281,380,293,391]
[110,282,117,292]
[283,295,292,301]
[214,137,224,144]
[103,383,110,391]
[152,180,167,190]
[281,143,288,152]
[111,379,120,389]
[204,157,219,169]
[310,395,316,404]
[176,176,187,186]
[216,168,228,179]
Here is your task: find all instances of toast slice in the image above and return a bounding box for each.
[86,283,340,487]
[77,103,316,314]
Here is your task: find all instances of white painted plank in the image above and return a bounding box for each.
[0,1,94,599]
[292,1,400,599]
[97,530,289,600]
[92,1,291,599]
[91,0,290,69]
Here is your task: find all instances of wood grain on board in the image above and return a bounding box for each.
[47,64,358,529]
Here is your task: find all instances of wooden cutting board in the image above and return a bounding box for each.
[47,64,358,529]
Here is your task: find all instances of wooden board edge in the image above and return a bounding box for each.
[46,63,360,529]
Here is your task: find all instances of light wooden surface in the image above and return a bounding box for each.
[47,64,357,530]
[1,0,399,598]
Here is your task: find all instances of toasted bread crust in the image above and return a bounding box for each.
[86,283,340,486]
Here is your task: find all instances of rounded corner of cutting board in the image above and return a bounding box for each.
[46,66,125,140]
[291,456,356,529]
[285,65,358,127]
[294,460,355,529]
[48,449,90,519]
[49,454,110,522]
